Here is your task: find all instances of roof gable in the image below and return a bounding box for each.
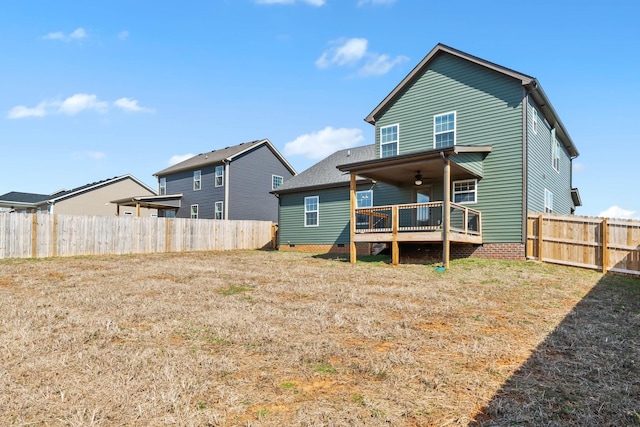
[365,43,578,158]
[154,139,296,177]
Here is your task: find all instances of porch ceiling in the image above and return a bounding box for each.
[337,145,492,187]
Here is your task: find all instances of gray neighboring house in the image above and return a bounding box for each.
[154,139,296,221]
[0,174,157,216]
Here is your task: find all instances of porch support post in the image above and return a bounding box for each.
[349,173,357,264]
[392,205,399,265]
[443,157,451,269]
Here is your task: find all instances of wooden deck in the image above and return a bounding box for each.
[354,201,482,245]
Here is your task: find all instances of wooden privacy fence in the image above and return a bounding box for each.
[0,213,276,259]
[527,212,640,275]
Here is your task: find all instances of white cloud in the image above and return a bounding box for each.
[118,30,130,41]
[59,94,108,115]
[42,27,87,42]
[168,154,195,166]
[7,94,153,119]
[255,0,325,5]
[316,37,407,76]
[114,97,155,113]
[358,0,396,5]
[87,151,106,160]
[599,205,639,220]
[7,103,48,119]
[316,38,368,69]
[359,53,409,76]
[284,127,365,159]
[573,162,585,173]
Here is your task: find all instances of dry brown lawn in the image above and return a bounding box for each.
[0,250,638,426]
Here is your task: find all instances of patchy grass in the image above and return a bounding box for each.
[0,250,638,426]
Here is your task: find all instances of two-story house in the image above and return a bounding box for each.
[273,44,581,266]
[154,139,296,222]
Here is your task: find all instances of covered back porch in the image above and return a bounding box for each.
[338,145,491,267]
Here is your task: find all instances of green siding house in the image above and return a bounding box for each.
[274,44,580,263]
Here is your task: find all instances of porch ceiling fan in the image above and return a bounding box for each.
[414,171,423,186]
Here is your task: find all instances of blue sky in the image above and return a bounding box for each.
[2,0,639,218]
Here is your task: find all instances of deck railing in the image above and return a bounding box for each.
[355,202,481,236]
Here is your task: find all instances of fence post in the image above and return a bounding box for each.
[52,215,58,257]
[31,214,38,258]
[602,218,609,272]
[537,214,544,261]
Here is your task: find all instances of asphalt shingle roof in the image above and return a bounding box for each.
[0,191,51,204]
[154,139,267,177]
[273,144,375,194]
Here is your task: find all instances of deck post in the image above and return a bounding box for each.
[349,173,357,264]
[443,157,451,269]
[392,205,399,265]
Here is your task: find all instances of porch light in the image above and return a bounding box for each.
[414,172,423,186]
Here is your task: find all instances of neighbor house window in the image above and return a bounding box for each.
[159,177,166,195]
[544,189,553,213]
[215,165,224,187]
[453,179,477,204]
[532,108,538,134]
[552,137,561,172]
[434,112,456,148]
[215,201,223,219]
[193,170,201,191]
[380,124,399,158]
[304,196,319,227]
[190,204,199,219]
[272,175,283,190]
[356,190,373,228]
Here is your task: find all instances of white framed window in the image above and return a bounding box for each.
[356,190,373,228]
[272,175,283,190]
[453,179,477,204]
[552,138,561,173]
[544,189,553,213]
[193,170,201,191]
[159,177,166,195]
[215,165,224,187]
[532,108,538,134]
[190,204,199,219]
[380,124,399,158]
[356,190,373,208]
[434,111,456,149]
[214,201,223,219]
[304,196,319,227]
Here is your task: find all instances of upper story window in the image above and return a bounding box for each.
[215,201,224,220]
[552,136,561,172]
[190,204,199,219]
[532,108,538,134]
[159,177,166,195]
[272,175,284,190]
[434,112,456,149]
[544,189,553,213]
[193,170,201,191]
[453,179,477,204]
[380,124,399,158]
[215,165,224,187]
[304,196,319,227]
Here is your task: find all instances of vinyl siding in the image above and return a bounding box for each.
[526,98,574,214]
[374,53,524,243]
[229,144,294,222]
[163,166,224,219]
[278,183,411,246]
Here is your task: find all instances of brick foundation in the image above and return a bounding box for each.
[279,243,371,255]
[450,242,526,261]
[279,242,525,261]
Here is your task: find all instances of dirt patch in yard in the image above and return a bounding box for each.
[0,250,638,426]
